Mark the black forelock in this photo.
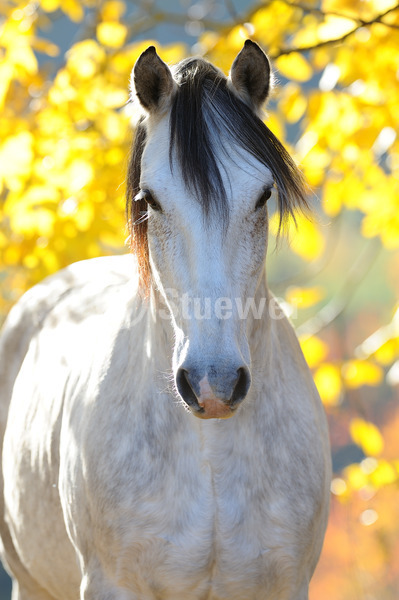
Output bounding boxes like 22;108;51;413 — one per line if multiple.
168;56;308;227
169;58;229;219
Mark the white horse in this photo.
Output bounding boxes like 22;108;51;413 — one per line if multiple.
0;41;331;600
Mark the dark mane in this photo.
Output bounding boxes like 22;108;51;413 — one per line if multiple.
126;57;308;292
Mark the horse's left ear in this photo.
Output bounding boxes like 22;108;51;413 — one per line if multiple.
131;46;177;114
228;40;271;112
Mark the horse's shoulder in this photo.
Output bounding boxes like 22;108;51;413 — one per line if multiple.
0;255;139;418
6;253;136;324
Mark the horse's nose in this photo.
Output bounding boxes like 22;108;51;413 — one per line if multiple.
176;365;251;419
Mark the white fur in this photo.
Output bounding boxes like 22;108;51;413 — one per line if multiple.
0;110;331;599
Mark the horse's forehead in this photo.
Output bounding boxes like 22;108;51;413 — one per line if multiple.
140;118;170;178
140;116;274;197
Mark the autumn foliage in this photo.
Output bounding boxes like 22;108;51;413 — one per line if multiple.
1;0;399;597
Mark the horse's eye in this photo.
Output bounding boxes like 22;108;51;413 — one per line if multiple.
143;190;162;212
255;188;272;210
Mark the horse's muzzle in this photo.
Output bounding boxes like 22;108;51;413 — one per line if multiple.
176;365;251;419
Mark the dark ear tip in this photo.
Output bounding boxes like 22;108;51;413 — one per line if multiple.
142;45;157;56
230;39;271;110
244;39;262;53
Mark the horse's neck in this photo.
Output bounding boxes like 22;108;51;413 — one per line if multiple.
146;287;175;369
246;271;273;362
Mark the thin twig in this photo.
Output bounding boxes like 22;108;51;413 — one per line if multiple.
125;9;229;36
124;2;399;52
295;238;381;338
282;0;397;23
270;212;344;292
224;0;239;22
272;4;399;57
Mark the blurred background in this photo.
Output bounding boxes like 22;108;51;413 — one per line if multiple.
0;0;399;598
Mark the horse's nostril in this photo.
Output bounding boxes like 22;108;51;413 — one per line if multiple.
176;365;251;413
231;367;251;407
176;368;199;409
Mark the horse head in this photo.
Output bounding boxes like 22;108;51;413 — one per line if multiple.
127;41;307;419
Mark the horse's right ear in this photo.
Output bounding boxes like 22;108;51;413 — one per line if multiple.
228;40;271;113
131;46;177;114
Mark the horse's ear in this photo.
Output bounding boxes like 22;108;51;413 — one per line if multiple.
131;46;177;114
228;40;271;112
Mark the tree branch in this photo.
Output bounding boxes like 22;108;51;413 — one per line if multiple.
282;0;398;24
125;9;232;38
124;1;399;55
295;238;381;338
224;0;239;22
272;4;399;57
270;212;344;293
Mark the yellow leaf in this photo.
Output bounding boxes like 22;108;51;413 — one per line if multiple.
313;363;342;406
322;177;343;217
60;0;84;22
226;25;249;51
7;42;38;75
101;1;126;21
280;83;307;124
38;247;60;273
67;40;106;80
300;335;329;369
3;245;22;266
49;70;77;104
23;254;40;269
158;43;187;66
0;131;34;187
67;160;94;193
276;53;313;82
289;215;326;261
0;62;13;110
370;459;397;488
286;285;325;309
99;112;126;143
291;14;319;49
105;147;125;166
301;146;331;187
265;112;285;141
317;15;355;42
197;31;219;53
374;339;399;366
21;185;60;207
344;463;368;491
102;86;129;109
362;212;399;249
74;201;95;232
350;418;384;456
5;185;59;237
342;360;384;388
39;0;60;11
12;208;56;237
97;21;127;49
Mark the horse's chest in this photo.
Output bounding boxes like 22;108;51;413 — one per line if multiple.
110;464;275;600
79;422;301;600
